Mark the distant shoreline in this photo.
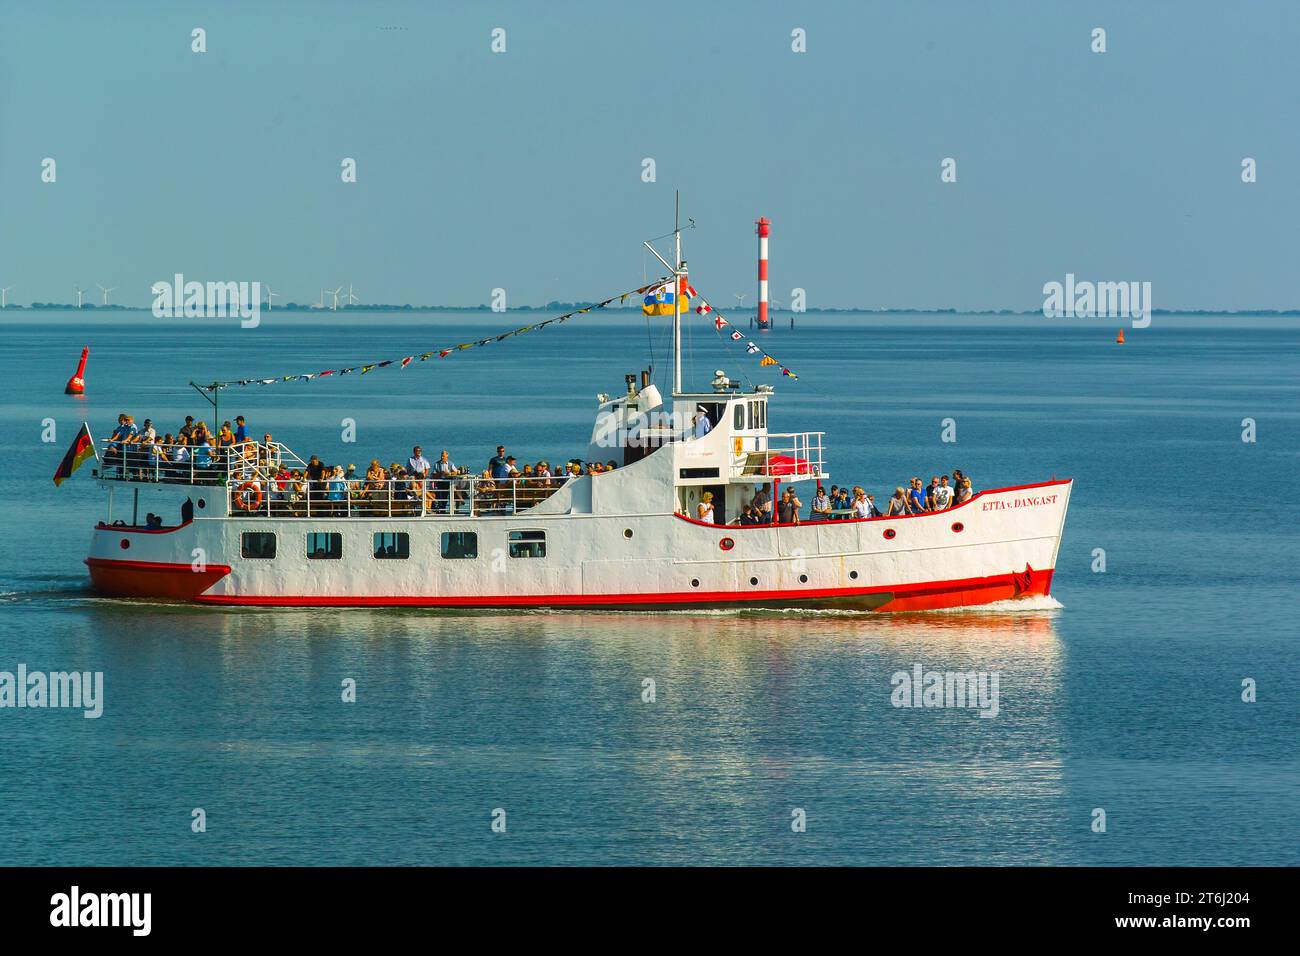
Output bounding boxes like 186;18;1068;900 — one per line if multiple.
5;305;1300;317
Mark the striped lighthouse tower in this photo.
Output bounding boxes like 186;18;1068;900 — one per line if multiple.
755;216;771;329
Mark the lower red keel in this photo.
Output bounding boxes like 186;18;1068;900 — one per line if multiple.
874;567;1052;612
86;558;231;601
85;557;1053;611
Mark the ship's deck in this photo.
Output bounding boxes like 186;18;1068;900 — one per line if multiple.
95;437;571;518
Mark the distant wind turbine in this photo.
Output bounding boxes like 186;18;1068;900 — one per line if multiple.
74;285;87;308
96;283;117;306
733;293;748;309
327;286;343;311
346;284;359;306
263;285;279;311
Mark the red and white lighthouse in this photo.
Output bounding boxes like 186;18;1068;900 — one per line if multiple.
755;216;771;329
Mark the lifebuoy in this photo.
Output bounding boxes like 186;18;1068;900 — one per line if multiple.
236;480;263;512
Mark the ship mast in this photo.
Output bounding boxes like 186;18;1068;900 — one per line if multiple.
673;191;683;396
642;191;688;396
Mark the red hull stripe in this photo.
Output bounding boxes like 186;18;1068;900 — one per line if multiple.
186;568;1054;610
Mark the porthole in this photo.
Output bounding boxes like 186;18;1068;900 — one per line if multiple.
951;522;964;533
623;528;634;539
799;574;808;584
849;570;859;580
197;498;207;509
883;528;897;540
749;576;759;586
119;538;130;550
720;537;735;551
690;578;700;588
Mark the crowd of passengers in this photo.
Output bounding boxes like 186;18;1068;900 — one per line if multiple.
102;414;623;516
693;472;977;526
102;413;277;480
269;443;622;517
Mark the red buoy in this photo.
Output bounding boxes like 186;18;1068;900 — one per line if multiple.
65;346;89;394
1116;329;1125;344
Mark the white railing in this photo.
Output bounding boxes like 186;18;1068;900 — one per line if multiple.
98;439;302;485
732;431;827;481
227;474;569;519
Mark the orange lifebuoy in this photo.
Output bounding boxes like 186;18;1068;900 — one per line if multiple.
236;480;263;512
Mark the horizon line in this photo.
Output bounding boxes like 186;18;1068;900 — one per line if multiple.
5;303;1300;317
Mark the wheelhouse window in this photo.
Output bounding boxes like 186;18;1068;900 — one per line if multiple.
241;532;276;559
508;530;546;558
307;532;342;559
733;404;745;429
374;532;409;559
441;531;477;559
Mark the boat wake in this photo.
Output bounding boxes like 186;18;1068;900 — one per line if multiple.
510;594;1065;619
899;594;1064;614
734;594;1064;618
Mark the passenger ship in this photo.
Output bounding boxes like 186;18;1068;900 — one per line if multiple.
83;211;1072;611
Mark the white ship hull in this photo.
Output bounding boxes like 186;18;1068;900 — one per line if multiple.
86;470;1071;612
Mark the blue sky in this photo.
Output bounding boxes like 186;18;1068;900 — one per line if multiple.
2;0;1298;309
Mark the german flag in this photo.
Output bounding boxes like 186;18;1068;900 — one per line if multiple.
53;422;96;487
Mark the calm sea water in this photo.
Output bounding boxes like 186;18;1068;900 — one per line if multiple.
0;309;1297;866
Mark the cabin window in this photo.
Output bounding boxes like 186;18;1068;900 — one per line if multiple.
441;531;477;559
758;401;767;428
241;532;277;559
373;532;410;559
307;532;342;559
748;401;757;428
733;405;744;429
679;467;720;479
508;530;546;558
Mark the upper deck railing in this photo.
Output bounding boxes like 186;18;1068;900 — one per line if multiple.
732;431;827;481
97;439;304;485
96;436;573;518
228;473;569;519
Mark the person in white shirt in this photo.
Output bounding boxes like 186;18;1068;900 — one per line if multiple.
852;487;871;519
933;475;954;510
696;491;715;523
408;446;431;477
694;407;712;439
404;446;429;504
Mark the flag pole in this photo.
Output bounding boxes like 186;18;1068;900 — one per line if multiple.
190;380;223;427
83;421;99;462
